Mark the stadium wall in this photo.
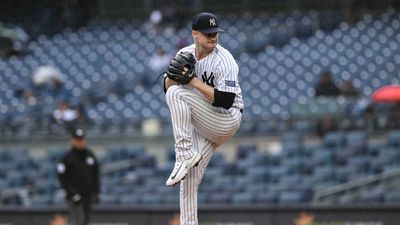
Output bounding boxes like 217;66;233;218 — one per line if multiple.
0;205;398;225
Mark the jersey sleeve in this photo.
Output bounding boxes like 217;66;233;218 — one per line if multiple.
57;158;79;197
214;55;239;94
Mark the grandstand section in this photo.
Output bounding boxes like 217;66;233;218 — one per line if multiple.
0;8;400;139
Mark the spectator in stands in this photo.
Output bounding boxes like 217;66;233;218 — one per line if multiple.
22;89;37;105
314;70;340;134
314;70;340;97
14;86;38;107
139;46;173;87
340;80;360;97
146;9;163;34
50;76;70;100
364;103;378;131
57;128;100;225
32;65;62;84
32;65;73;101
0;23;30;58
387;103;400;129
0;36;14;58
148;47;172;75
52;101;80;132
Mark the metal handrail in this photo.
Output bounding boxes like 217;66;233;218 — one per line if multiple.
313;167;400;202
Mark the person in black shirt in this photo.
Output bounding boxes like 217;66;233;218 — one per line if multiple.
57;128;100;225
314;70;340;97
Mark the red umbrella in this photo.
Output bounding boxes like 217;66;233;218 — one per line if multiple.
372;85;400;103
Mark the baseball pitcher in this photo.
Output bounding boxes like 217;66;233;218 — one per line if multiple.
163;12;244;225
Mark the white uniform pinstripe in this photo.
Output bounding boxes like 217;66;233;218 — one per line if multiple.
165;44;243;225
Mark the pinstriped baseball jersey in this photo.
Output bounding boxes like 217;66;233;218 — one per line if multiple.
165;43;244;225
166;16;244;223
178;44;244;112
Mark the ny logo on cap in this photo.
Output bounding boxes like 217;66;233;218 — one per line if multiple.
209;18;216;26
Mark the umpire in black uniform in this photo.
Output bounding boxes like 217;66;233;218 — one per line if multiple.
57;128;100;225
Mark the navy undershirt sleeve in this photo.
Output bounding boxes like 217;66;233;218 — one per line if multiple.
212;89;235;110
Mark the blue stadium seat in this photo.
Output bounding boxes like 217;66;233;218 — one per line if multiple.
279;191;306;203
311;149;334;166
163;193;180;205
387;130;400;147
281;131;303;145
30;193;52;205
245;166;269;183
345;131;368;151
269;166;291;183
231;191;255;204
346;156;370;173
118;193;142;205
255;191;278;203
52;190;67;206
323;131;345;148
208;191;231;204
384;191;400;203
236;145;257;160
312;165;335;183
334;165;357;183
141;193;163;205
0;179;10;190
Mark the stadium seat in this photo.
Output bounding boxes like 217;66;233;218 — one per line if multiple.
255;191;278;203
52;189;67;206
384;191;400;203
245;166;269;183
208;191;231;204
323;131;345;148
311;149;334;166
387;130;400;147
231;191;255;204
30;194;52;205
163;193;180;205
141;193;163;205
118;193;142;205
346;131;368;148
312;165;335;183
236;145;257;160
279;191;306;203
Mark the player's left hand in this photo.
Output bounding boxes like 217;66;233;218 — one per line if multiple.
166;52;196;85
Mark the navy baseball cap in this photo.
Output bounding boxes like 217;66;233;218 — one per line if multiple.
71;128;85;139
192;12;224;33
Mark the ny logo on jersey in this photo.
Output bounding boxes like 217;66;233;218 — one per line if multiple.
209;18;216;26
201;71;215;87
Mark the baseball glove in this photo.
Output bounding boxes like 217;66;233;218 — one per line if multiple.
166;51;196;85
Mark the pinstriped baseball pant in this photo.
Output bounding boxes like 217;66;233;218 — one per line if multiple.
166;85;242;225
